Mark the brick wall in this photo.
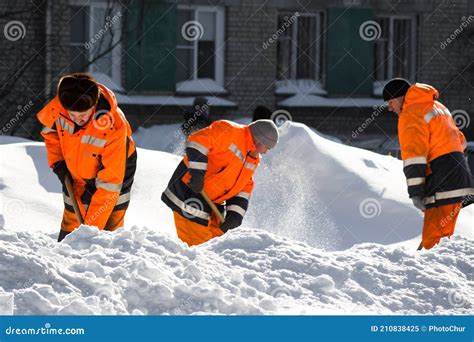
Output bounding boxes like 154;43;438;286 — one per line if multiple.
1;0;471;141
0;0;72;139
225;0;278;116
0;0;46;139
417;0;473;140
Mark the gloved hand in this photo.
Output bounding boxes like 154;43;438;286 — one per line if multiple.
52;160;71;185
220;212;242;233
188;173;204;194
411;196;426;211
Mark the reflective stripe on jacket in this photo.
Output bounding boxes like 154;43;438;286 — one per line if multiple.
399;83;473;208
37;84;137;229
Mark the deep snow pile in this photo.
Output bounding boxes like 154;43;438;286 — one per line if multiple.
245;122;473;249
0;224;472;315
133;122;472;250
0;121;472;315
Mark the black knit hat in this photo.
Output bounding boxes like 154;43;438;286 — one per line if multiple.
383;78;411;101
57;73;100;112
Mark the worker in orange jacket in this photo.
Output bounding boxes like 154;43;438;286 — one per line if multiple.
383;78;473;250
162;119;279;246
37;73;137;242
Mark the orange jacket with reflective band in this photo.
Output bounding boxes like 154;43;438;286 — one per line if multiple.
399;83;473;207
37;84;136;229
162;120;259;226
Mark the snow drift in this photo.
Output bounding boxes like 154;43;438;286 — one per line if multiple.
0;121;472;315
0;224;472;315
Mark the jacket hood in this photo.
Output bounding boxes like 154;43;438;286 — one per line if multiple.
404;83;439;108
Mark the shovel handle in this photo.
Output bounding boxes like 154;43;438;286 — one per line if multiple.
64;174;84;224
200;191;225;224
416;241;423;251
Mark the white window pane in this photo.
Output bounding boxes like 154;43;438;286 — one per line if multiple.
89;6;119;77
392;19;411;78
177;9;193;46
296;16;317;79
70;46;88;72
91;52;113;74
198;11;215;41
276;14;294;80
198;41;215;78
176;48;194;82
70;6;88;43
374;17;390;80
90;7;113;53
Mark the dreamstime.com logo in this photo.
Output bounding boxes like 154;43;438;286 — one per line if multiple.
84;12;122;50
2;198;26;219
1;100;34;135
440;15;474;49
352;105;386;139
181;20;204;41
270;109;292;127
3;20;26;41
270;286;292;298
92;109;115;130
359;198;382;219
182;198;205;219
4;323;85;336
359;20;381;41
451;109;470;130
448;290;467;308
262;12;299;49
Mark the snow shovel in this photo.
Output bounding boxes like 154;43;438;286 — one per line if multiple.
417;241;423;251
200;190;225;224
64;174;84;224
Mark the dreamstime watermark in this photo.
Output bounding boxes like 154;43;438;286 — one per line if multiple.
0;279;36;314
352;105;385;139
4;323;85;336
451;109;470;130
448;290;466;307
93;285;114;302
359;20;381;41
440;194;473;228
270;109;292;127
175;100;211;139
182;198;205;219
85;193;119;225
181;20;204;41
2;198;26;220
3;20;26;41
92;109;115;130
270;286;292;298
262;12;299;50
440;15;474;49
0;291;14;315
359;198;382;219
84;12;122;50
1;101;34;135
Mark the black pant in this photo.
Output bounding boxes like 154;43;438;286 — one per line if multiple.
57;229;71;242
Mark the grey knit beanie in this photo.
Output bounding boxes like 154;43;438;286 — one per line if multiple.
248;119;279;149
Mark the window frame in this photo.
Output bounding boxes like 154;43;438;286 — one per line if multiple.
374;14;418;82
176;4;225;86
69;0;123;86
276;11;325;82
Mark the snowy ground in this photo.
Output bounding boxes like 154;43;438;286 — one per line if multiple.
0;121;472;315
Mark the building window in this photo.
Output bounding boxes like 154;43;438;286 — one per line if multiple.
69;2;122;85
276;12;325;81
374;16;417;81
175;6;225;86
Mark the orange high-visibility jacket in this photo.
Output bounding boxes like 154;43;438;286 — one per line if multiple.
162;120;259;226
37;84;136;229
399;83;473;208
